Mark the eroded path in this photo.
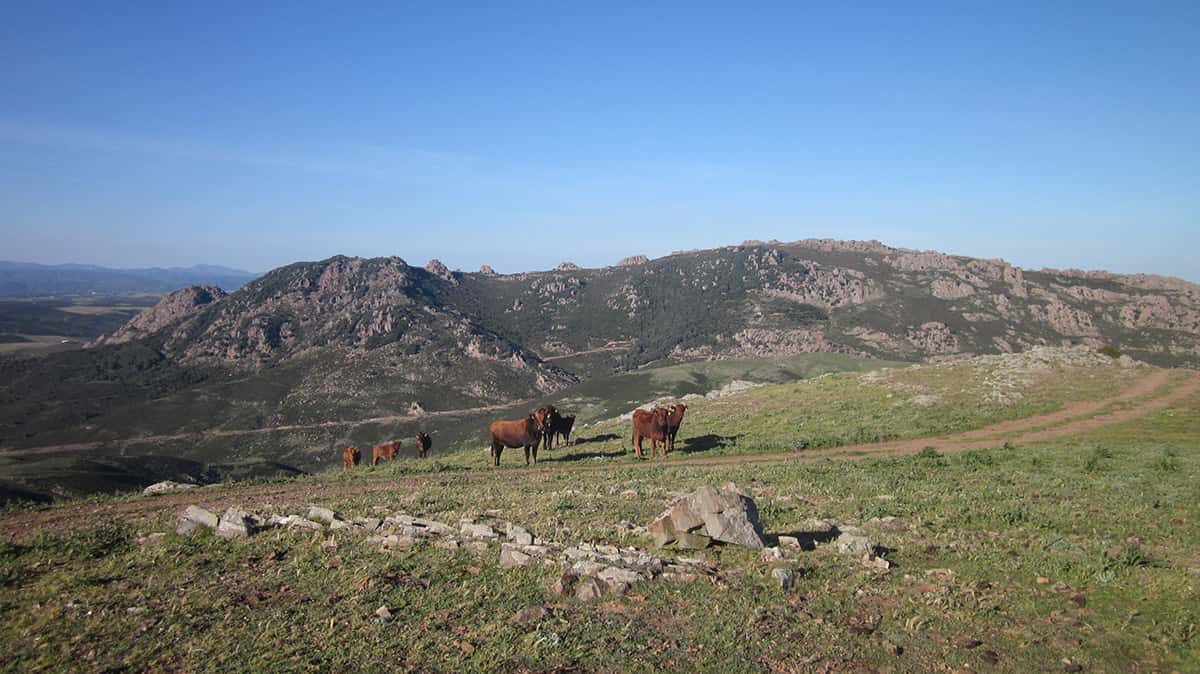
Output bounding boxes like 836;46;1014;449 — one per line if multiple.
2;369;1196;542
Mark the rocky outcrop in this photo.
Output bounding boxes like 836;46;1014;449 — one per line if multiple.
142;480;198;496
616;255;649;267
424;259;455;282
92;285;226;346
648;484;765;550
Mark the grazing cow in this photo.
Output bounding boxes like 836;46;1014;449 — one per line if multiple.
372;440;401;465
415;431;432;458
552;413;576;447
664;403;687;454
489;414;544;466
342;446;360;470
631;407;670;458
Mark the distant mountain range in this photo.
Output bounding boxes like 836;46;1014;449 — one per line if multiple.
0;261;259;296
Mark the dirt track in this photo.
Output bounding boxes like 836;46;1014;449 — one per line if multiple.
2;369;1196;543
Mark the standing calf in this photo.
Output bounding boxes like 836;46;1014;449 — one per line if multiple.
372;440;401;465
342;446;360;470
631;407;670;458
415;431;432;458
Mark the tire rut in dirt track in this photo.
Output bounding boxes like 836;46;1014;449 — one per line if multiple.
2;370;1196;543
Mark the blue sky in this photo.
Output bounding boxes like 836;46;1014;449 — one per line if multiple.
1;2;1197;280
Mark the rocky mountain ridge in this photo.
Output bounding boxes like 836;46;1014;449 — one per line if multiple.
103;239;1200;376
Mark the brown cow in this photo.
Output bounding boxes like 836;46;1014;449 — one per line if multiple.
552;413;576;447
489;414;544;466
631;407;670;458
664;403;687;454
415;431;432;458
342;446;360;470
372;440;401;465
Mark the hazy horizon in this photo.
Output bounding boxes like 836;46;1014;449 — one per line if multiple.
2;4;1197;281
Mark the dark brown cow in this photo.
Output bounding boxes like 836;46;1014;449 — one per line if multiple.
342;446;360;470
372;440;401;465
552;413;576;447
631;407;670;458
534;405;560;452
415;431;432;458
489;414;544;466
664;403;687;454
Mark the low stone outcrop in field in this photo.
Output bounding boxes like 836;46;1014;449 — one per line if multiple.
648;484;766;550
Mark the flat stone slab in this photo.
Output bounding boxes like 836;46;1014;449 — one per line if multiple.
177;506;219;536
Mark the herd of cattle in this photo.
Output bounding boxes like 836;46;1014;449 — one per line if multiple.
341;402;687;469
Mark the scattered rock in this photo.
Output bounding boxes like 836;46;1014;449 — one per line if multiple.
506;523;534;545
374;605;393;622
885;641;904;656
761;547;784;562
499;545;534;569
1037;576;1051;585
598;566;643;586
574;577;608;602
606;581;631;597
551;572;579;596
777;535;800;549
836;528;874;556
510;606;548;626
307;506;341;524
862;553;891;573
955;637;983;649
771;567;795;591
479;264;497;275
461;522;498;539
215;507;255;539
176;506;219;536
142;481;198;496
571;560;607;577
285;517;324;531
353;517;382;532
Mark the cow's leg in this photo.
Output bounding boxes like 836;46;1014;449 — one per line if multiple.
524;444;530;465
531;442;538;464
491;439;501;467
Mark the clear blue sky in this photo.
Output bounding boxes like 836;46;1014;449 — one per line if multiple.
2;2;1197;280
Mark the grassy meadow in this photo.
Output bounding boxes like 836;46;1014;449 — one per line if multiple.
1;348;1197;671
